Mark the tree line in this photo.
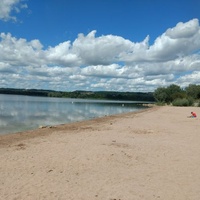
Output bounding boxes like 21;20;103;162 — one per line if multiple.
0;88;154;102
153;84;200;106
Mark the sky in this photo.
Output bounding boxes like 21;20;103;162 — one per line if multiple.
0;0;200;92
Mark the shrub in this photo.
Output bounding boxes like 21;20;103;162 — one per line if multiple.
187;97;194;106
155;101;166;106
172;98;190;106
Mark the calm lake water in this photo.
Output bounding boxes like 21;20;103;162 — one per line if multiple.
0;94;149;135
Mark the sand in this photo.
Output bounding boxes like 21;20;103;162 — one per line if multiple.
0;106;200;200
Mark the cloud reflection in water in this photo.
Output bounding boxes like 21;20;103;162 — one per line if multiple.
0;94;146;135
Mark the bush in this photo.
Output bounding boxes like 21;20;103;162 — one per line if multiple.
187;97;194;106
155;101;166;106
172;98;191;106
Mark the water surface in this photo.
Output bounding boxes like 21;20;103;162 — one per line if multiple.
0;94;148;135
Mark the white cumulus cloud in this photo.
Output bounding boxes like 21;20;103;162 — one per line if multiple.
0;0;27;21
0;18;200;92
147;19;200;61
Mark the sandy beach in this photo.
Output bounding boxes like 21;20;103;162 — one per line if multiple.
0;106;200;200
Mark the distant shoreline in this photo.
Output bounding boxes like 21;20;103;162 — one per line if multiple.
0;88;155;101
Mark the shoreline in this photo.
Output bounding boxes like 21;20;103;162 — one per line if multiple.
1;106;200;200
0;102;151;138
0;107;154;147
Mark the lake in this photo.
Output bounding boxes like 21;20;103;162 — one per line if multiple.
0;94;149;135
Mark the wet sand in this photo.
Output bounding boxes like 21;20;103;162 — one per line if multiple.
0;106;200;200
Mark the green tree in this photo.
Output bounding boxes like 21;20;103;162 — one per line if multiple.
185;84;200;99
154;84;186;104
165;84;186;103
153;87;168;103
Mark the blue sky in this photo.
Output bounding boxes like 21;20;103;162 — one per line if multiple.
0;0;200;92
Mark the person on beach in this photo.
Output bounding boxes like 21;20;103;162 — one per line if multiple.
190;112;197;118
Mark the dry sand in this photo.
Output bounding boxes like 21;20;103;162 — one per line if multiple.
0;106;200;200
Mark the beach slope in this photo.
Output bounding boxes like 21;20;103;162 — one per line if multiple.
0;106;200;200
